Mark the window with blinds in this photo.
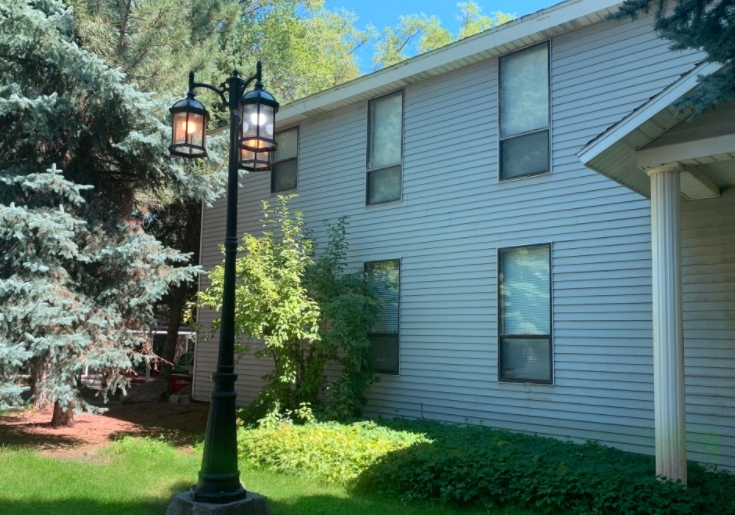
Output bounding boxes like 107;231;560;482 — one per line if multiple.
271;127;298;194
498;244;552;384
499;42;550;181
365;259;400;375
367;91;402;205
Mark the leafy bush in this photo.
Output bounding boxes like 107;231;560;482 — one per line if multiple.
356;420;735;515
237;417;735;515
198;197;384;422
237;419;429;484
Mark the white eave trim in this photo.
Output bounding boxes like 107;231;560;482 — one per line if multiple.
577;61;723;165
276;0;623;127
637;133;735;169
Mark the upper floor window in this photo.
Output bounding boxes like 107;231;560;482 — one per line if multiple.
365;259;400;374
498;244;552;384
271;127;298;194
367;91;403;205
499;42;550;181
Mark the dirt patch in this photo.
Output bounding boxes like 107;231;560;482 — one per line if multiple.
0;401;209;459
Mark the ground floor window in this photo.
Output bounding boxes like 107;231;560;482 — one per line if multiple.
498;244;552;384
365;259;400;375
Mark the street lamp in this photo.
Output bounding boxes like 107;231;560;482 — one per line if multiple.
167;62;279;507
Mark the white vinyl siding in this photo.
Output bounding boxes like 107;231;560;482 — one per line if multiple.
194;11;734;473
680;188;735;469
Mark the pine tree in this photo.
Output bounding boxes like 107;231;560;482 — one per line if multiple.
0;171;195;425
0;0;221;424
611;0;735;116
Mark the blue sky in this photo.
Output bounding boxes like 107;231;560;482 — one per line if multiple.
324;0;559;71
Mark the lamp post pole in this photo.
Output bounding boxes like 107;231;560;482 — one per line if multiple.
167;63;278;506
194;69;248;503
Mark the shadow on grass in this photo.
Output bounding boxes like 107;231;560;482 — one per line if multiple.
0;422;81;451
267;493;536;515
102;402;209;447
0;499;169;515
0;480;191;515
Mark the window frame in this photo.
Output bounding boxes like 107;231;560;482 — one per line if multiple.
364;258;401;376
497;243;553;385
497;40;552;183
270;125;299;195
365;90;404;207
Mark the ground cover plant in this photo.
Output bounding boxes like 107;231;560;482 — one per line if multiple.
238;418;429;484
238;418;735;515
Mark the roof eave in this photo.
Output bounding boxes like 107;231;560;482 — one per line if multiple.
577;61;722;166
276;0;624;128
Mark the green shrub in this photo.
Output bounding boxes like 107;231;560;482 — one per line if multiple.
237;420;429;484
200;198;384;422
355;420;735;515
238;418;735;515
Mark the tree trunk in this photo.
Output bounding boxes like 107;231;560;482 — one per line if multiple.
161;285;185;380
32;357;52;409
51;400;75;427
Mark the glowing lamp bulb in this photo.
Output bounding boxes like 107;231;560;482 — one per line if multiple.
250;112;267;125
180;120;198;134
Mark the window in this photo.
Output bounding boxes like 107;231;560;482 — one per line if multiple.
271;127;298;193
499;42;550;181
367;91;403;205
498;244;552;383
365;259;400;374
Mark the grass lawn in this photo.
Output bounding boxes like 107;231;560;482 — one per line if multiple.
0;437;538;515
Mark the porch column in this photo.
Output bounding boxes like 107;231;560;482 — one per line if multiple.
648;166;687;484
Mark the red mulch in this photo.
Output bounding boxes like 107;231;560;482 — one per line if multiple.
0;402;209;459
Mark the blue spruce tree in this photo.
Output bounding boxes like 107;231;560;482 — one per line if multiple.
0;0;224;425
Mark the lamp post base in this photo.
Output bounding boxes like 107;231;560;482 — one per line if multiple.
166;491;272;515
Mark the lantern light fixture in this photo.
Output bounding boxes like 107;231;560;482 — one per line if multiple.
239;147;272;172
169;92;209;158
239;64;279;153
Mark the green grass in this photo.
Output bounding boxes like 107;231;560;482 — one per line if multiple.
0;437;539;515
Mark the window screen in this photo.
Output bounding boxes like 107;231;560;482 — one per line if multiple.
365;259;400;374
498;244;552;383
271;127;298;193
367;92;402;205
499;42;550;181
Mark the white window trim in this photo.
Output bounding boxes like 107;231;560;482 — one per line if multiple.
270;125;299;196
365;90;405;207
496;242;554;386
497;40;552;184
364;257;402;376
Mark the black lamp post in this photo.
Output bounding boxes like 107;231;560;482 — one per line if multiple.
168;62;279;504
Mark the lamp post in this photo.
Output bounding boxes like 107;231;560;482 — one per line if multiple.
167;62;279;508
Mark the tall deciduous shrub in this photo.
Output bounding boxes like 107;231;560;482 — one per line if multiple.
197;197;383;421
